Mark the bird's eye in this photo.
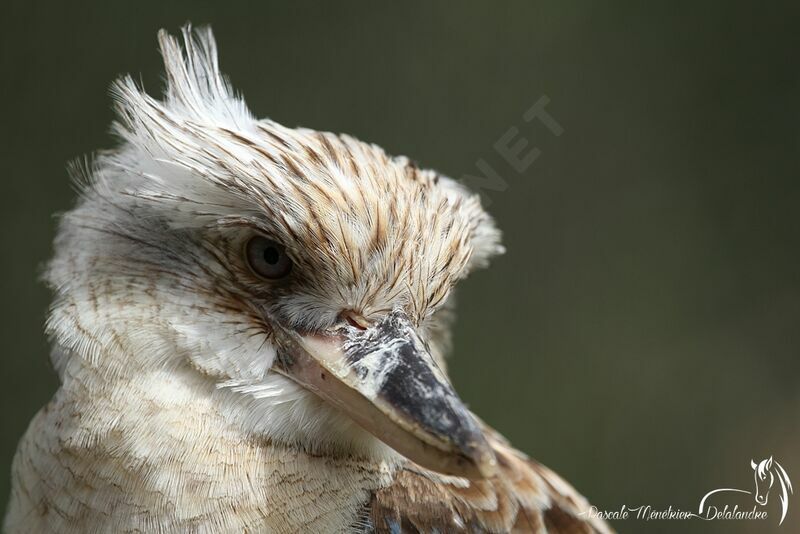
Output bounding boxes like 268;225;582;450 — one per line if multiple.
245;236;292;279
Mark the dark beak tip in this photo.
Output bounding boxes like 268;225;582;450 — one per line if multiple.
452;447;497;480
448;426;498;479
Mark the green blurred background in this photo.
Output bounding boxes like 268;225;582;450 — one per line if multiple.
2;2;798;532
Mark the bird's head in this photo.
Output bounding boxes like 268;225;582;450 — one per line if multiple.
45;27;503;479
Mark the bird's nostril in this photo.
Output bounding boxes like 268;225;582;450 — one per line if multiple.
340;310;370;330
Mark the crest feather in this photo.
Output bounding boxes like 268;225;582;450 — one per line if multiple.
157;25;252;126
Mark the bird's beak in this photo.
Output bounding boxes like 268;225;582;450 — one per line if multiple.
270;310;497;480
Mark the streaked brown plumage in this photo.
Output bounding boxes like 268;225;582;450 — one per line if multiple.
366;428;609;533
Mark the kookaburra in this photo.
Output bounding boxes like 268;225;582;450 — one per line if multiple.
5;26;611;533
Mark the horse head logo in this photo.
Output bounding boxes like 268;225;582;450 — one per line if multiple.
751;456;793;522
700;456;793;525
752;457;775;505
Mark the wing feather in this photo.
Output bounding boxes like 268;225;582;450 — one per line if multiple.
361;428;612;534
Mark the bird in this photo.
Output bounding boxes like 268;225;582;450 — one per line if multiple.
4;26;612;534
